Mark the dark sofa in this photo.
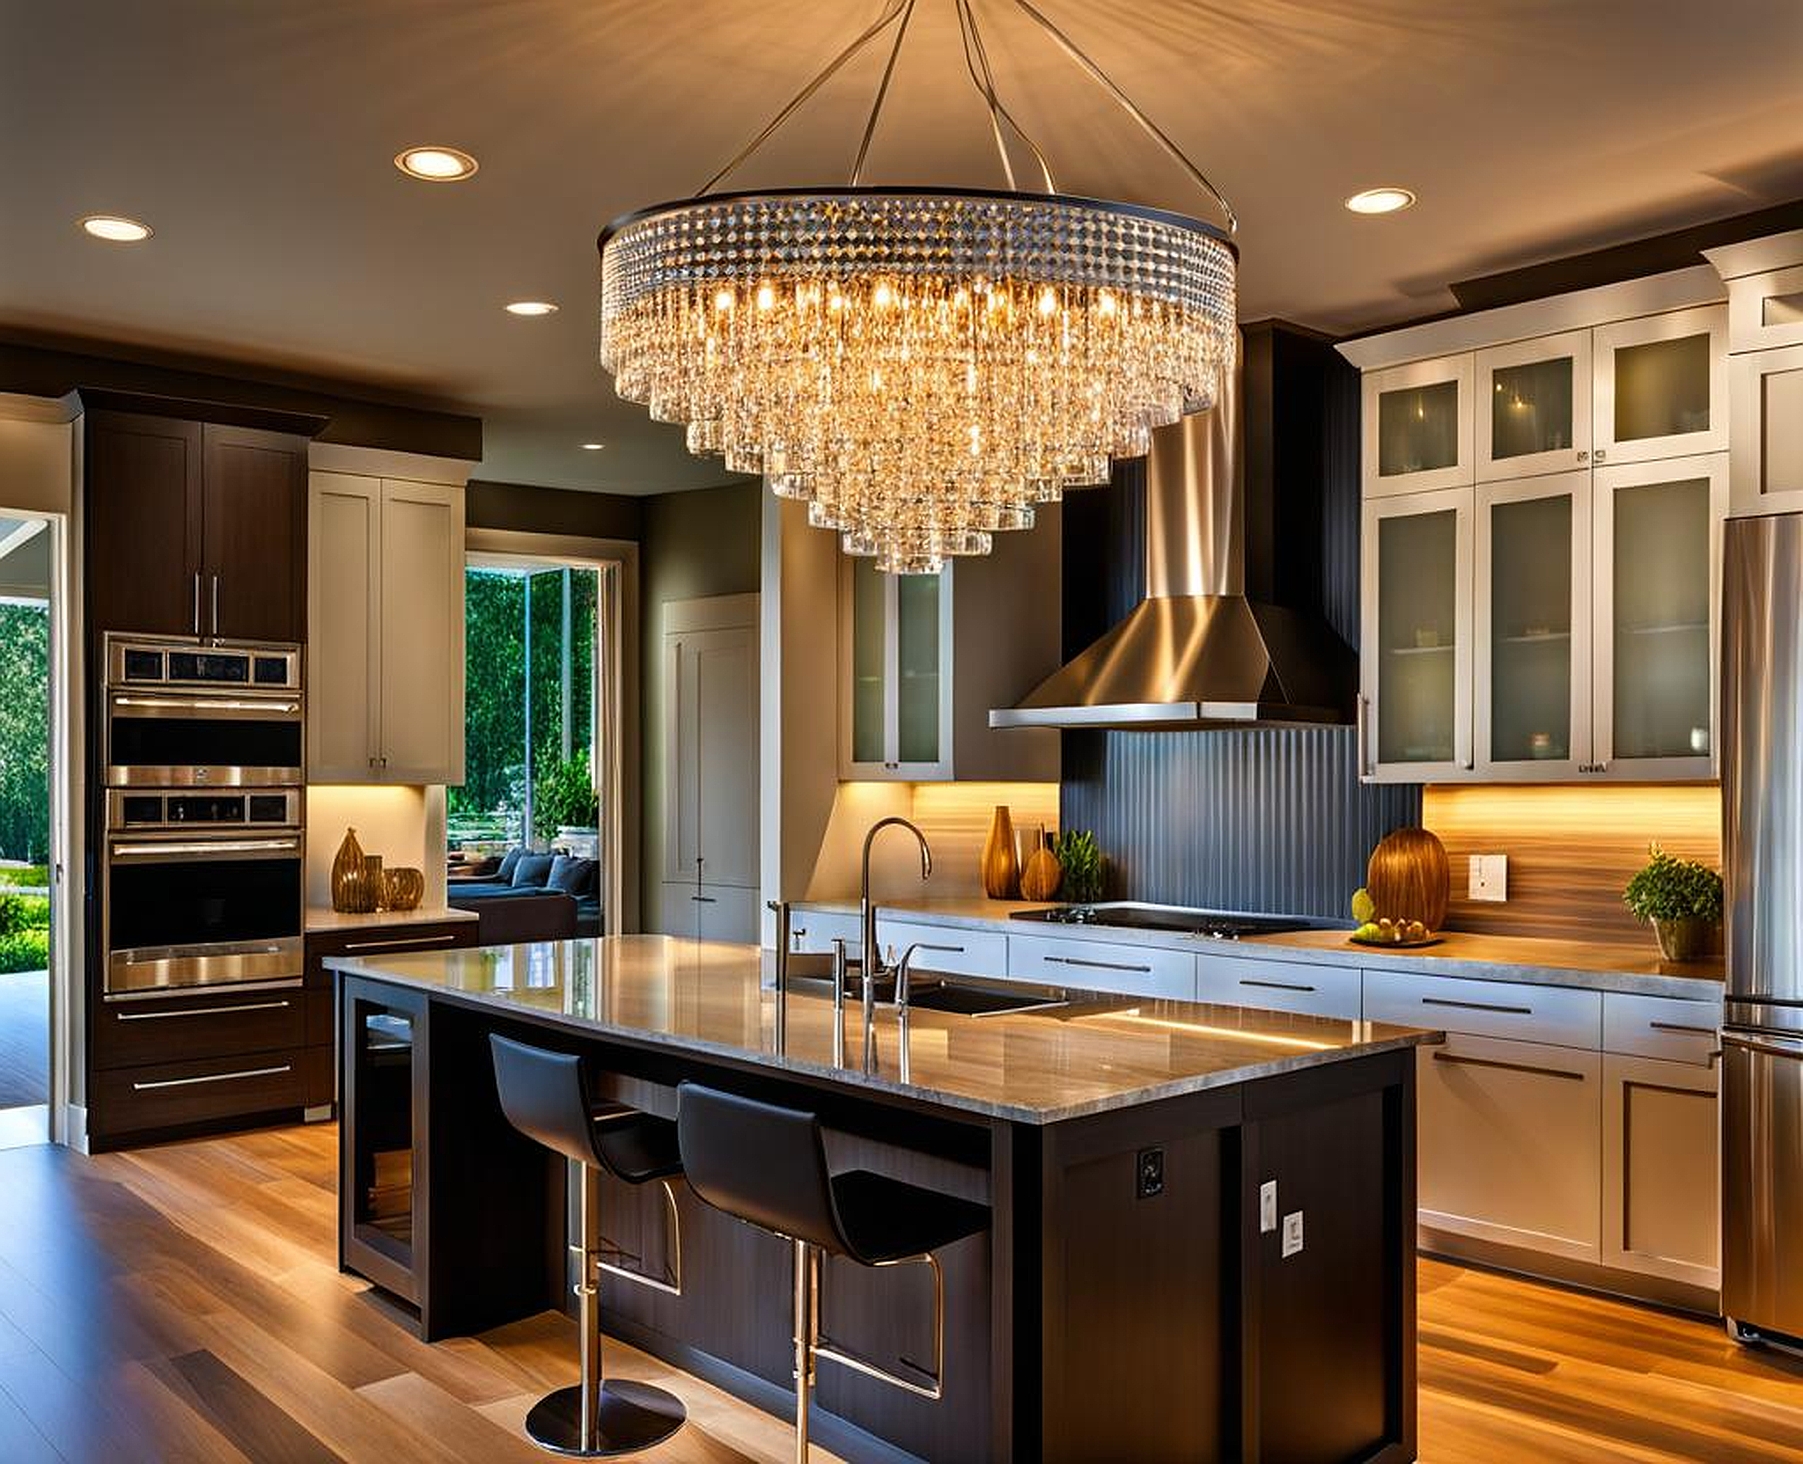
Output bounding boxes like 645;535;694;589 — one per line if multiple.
448;849;602;944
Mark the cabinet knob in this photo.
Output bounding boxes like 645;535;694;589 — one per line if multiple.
1576;450;1589;462
1593;449;1607;462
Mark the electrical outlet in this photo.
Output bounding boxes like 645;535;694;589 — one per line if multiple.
1259;1180;1278;1234
1468;853;1509;903
1136;1147;1165;1199
1281;1210;1305;1259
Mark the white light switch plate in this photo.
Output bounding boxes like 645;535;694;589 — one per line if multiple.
1281;1211;1304;1259
1259;1180;1278;1234
1468;853;1509;903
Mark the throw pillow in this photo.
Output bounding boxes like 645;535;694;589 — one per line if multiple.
496;846;525;883
512;852;555;888
548;855;597;898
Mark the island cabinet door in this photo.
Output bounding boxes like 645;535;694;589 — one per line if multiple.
1242;1051;1417;1464
1600;1052;1720;1291
1415;1033;1603;1262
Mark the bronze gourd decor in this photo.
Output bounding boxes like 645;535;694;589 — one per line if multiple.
1366;827;1451;932
982;805;1021;899
383;867;426;912
1020;827;1064;903
331;827;376;914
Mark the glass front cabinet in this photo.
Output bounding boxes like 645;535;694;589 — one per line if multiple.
840;556;954;779
1356;293;1729;783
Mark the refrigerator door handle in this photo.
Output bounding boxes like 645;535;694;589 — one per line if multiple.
1723;1029;1803;1060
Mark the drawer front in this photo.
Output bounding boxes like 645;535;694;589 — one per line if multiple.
305;920;478;960
1007;934;1197;1000
1196;955;1362;1020
871;919;1008;981
93;1047;307;1136
1602;992;1721;1065
789;909;863;957
1363;969;1600;1049
94;988;306;1072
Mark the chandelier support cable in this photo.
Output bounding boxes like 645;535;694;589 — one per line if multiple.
850;0;918;187
1003;0;1237;233
695;0;908;197
956;0;1057;194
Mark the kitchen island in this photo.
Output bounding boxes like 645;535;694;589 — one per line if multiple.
328;936;1438;1464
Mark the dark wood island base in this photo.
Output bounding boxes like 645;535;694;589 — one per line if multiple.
331;938;1431;1464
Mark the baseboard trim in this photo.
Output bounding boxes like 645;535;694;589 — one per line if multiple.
1421;1228;1720;1318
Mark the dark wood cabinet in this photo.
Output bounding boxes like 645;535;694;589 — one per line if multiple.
84;403;313;644
202;424;308;642
84;411;203;638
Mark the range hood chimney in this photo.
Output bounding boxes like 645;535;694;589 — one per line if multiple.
991;328;1356;730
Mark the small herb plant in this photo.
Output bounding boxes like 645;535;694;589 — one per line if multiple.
1623;845;1723;925
1054;829;1105;904
533;753;600;843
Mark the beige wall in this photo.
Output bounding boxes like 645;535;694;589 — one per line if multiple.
305;785;447;910
639;481;762;929
0;407;75;515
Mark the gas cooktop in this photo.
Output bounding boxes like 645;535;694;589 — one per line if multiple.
1010;903;1341;941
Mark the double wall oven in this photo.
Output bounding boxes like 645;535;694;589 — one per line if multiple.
101;634;306;997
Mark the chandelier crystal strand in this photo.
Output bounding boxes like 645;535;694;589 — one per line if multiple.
601;189;1236;572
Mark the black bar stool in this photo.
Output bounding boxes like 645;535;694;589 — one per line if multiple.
675;1082;988;1462
490;1034;687;1458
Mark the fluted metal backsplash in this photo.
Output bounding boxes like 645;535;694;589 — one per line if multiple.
1061;726;1420;917
1056;326;1421;916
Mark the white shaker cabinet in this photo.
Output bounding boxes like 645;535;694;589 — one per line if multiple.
1360;355;1474;497
1600;1052;1720;1291
308;472;466;784
1475;330;1593;481
1591;305;1729;466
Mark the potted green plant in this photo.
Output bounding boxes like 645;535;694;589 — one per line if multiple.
1622;845;1723;961
1053;829;1106;905
534;753;600;848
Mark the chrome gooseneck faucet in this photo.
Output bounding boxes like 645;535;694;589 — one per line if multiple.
853;817;932;1065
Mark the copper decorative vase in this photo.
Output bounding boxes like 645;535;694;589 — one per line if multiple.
331;827;373;913
981;805;1020;899
383;867;425;912
1019;826;1063;902
1366;827;1450;931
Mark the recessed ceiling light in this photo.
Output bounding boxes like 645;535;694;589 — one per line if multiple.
505;300;559;317
1345;187;1416;216
79;214;153;242
580;442;605;451
394;146;479;182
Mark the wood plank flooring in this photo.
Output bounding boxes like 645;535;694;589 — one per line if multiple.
0;1123;1796;1462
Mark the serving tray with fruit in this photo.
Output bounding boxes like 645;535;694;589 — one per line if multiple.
1346;887;1441;948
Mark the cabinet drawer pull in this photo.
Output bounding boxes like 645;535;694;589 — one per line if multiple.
1421;996;1532;1016
341;934;459;953
116;999;291;1022
1043;955;1153;974
1239;978;1316;994
690;895;718;904
1431;1051;1585;1082
132;1063;293;1092
1649;1021;1716;1037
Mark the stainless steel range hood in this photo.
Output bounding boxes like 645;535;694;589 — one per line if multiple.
991;341;1356;730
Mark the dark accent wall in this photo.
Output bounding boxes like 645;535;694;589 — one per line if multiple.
1058;323;1420;916
466;479;644;540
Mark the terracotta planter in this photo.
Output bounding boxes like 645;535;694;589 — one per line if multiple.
1653;916;1716;962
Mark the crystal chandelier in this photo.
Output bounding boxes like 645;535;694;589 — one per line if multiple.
599;0;1239;573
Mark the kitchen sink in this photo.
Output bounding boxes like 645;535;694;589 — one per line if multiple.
904;980;1069;1018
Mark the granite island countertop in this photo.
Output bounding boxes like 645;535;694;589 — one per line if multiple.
325;934;1440;1125
792;898;1724;1000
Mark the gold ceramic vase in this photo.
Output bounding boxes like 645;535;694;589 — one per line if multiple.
331;827;372;913
981;805;1020;900
1020;827;1064;903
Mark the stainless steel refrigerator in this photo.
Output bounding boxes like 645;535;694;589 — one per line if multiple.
1723;511;1803;1345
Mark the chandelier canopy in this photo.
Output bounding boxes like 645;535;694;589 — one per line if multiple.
598;0;1240;573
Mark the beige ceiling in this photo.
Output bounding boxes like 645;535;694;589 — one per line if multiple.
4;0;1801;493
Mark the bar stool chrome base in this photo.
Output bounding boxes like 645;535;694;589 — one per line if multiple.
525;1379;687;1458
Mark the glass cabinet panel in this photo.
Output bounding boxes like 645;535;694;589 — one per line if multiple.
1613;333;1711;444
849;557;886;765
1378;381;1460;478
895;572;942;764
1487;492;1577;764
1491;357;1575;462
1595;306;1727;463
1375;509;1460;765
348;993;418;1283
1476;331;1591;480
1597;454;1725;773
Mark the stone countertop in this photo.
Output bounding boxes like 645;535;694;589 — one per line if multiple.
790;898;1725;1001
305;906;478;934
324;935;1438;1126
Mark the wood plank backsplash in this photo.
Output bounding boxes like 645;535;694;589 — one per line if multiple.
1422;783;1722;943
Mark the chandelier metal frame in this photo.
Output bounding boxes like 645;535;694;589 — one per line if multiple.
599;0;1241;572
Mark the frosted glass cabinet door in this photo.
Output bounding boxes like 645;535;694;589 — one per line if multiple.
1593;454;1726;779
1476;472;1592;779
848;556;887;767
1476;331;1592;480
1593;305;1728;465
895;571;943;765
839;557;952;777
1360;488;1473;781
1362;355;1474;496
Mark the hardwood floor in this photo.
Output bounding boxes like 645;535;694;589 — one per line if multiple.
0;1123;1797;1462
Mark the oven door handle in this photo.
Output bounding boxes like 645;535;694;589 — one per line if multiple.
111;695;301;717
111;837;302;860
